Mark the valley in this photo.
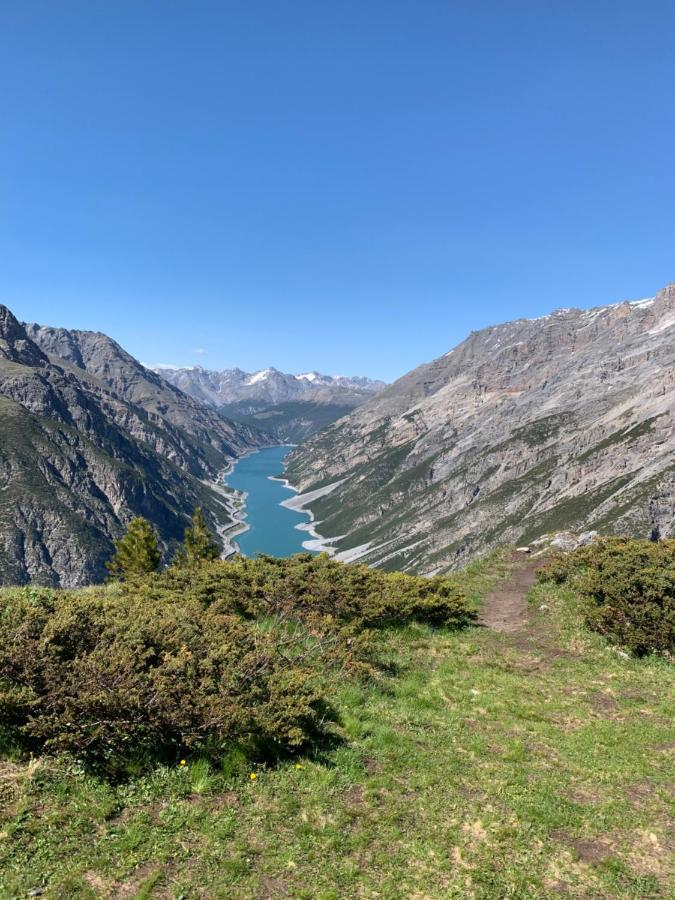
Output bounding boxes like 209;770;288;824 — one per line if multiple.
2;284;674;586
224;445;320;557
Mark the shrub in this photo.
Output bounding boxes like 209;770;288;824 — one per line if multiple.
121;554;474;673
538;538;675;656
0;555;474;774
0;586;329;776
137;553;473;629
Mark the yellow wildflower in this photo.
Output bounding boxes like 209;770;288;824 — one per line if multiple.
249;772;257;780
179;759;187;767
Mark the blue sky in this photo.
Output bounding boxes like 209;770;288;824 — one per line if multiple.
1;1;674;381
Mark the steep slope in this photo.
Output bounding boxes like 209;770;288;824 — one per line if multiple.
26;325;263;469
0;308;266;586
153;365;386;442
285;285;675;573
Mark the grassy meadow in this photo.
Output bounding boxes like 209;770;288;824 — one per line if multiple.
0;551;673;899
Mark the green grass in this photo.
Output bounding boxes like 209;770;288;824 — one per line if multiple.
0;556;672;898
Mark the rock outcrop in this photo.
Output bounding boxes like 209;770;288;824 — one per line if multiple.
285;285;675;573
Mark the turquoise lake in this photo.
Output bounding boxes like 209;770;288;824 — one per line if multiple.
225;445;317;558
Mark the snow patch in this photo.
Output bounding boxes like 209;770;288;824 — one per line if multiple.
295;372;320;382
629;297;655;308
246;369;272;385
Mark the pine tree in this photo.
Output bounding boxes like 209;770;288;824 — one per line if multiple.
107;517;161;580
173;507;220;568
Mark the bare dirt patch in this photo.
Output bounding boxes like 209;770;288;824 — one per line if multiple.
550;829;612;866
257;874;289;898
208;790;241;810
110;862;161;899
344;784;365;806
478;554;546;633
84;871;109;894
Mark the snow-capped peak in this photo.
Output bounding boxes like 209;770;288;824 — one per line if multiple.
246;368;274;385
295;372;321;382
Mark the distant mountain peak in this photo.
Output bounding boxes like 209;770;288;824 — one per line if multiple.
152;364;388;442
152;364;386;405
295;371;320;382
246;367;277;385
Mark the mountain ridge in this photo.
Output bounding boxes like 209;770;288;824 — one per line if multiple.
153;364;387;442
285;284;675;573
151;363;385;404
0;308;267;586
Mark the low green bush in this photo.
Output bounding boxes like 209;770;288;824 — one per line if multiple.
163;552;473;628
538;538;675;656
0;586;329;776
0;555;474;775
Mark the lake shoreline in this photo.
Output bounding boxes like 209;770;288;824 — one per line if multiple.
223;446;327;558
206;458;252;558
275;476;345;555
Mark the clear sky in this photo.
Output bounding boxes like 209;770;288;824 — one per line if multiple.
1;1;674;381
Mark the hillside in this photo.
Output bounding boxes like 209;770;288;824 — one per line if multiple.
285;284;675;572
0;307;266;586
154;365;386;442
1;548;672;898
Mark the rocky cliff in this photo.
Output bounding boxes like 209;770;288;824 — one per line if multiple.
0;309;266;586
285;285;675;573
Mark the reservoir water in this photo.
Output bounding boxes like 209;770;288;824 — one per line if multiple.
225;445;317;558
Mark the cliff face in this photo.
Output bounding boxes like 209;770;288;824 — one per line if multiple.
286;285;675;573
25;325;263;468
0;309;266;586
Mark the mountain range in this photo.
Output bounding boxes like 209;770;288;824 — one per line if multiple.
0;308;266;586
152;365;387;442
285;284;675;573
2;282;674;586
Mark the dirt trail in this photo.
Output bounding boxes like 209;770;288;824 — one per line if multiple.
478;553;546;633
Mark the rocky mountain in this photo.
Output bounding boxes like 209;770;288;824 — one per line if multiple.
285;284;675;574
0;308;266;587
153;365;386;442
26;325;263;468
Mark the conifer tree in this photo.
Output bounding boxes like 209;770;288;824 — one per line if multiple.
107;517;161;580
173;507;220;568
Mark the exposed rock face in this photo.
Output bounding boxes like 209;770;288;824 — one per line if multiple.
285;285;675;573
153;365;387;442
25;325;262;466
0;309;266;586
1;307;48;367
